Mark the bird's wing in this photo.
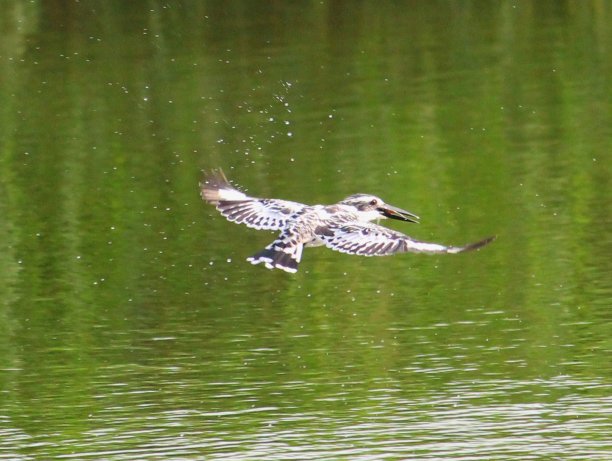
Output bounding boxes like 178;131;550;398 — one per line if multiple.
200;170;306;231
318;222;495;256
214;198;307;230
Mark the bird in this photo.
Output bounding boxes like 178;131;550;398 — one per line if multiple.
200;169;495;273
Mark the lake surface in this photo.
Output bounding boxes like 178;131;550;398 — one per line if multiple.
1;1;612;459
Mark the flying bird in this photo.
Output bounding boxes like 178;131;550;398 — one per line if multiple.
200;169;495;273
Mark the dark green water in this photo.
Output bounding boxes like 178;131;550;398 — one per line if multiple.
1;1;611;459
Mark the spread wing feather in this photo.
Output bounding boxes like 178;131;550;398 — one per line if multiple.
320;222;495;256
215;199;306;230
200;170;306;231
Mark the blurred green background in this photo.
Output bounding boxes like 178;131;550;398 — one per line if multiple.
1;1;611;459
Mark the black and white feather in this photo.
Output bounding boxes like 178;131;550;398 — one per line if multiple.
201;170;306;231
320;223;495;256
201;169;495;273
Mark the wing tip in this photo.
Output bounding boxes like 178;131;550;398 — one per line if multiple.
200;168;241;204
454;235;497;253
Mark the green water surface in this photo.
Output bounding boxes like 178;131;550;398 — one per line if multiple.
1;1;611;459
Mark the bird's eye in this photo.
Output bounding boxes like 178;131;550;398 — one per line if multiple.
370;199;378;206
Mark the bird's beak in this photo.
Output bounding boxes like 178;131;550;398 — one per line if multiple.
379;204;420;223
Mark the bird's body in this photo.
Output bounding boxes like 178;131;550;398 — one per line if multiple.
201;170;494;273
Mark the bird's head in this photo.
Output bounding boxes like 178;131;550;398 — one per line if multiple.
339;194;420;223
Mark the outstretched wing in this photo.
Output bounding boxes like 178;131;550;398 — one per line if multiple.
200;170;306;231
319;222;495;256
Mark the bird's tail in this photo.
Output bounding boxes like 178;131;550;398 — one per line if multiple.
247;241;303;273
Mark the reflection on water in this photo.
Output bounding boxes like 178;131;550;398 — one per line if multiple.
2;306;611;459
3;356;610;460
1;1;612;459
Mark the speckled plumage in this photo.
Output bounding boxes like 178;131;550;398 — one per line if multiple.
201;170;495;273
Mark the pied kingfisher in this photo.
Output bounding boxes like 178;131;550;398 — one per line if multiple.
201;170;495;273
